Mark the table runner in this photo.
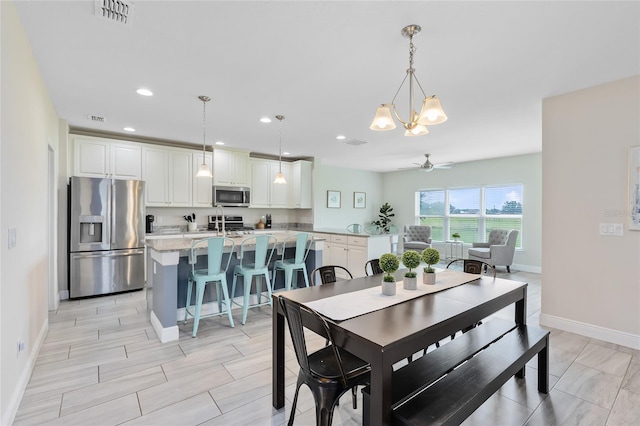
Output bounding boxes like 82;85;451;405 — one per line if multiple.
304;269;480;321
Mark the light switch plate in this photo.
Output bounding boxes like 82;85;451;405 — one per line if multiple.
7;228;16;249
600;223;624;236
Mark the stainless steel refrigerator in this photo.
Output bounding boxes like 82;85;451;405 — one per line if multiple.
69;177;145;298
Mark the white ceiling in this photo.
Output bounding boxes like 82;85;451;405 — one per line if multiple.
14;1;640;172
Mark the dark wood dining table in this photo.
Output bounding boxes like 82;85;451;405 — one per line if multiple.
271;270;528;426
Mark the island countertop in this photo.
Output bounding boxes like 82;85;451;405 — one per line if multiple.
313;228;399;238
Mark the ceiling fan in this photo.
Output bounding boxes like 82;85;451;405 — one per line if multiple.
401;154;453;172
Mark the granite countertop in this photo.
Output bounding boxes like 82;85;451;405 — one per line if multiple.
313;227;398;238
146;231;326;253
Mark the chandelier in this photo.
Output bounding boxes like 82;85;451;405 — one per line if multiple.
273;115;287;184
370;25;447;136
195;95;213;177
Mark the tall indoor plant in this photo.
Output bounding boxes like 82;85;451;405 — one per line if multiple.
401;250;421;290
371;202;395;234
421;247;440;285
379;253;400;296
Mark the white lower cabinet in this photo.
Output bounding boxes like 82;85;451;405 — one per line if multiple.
316;233;392;279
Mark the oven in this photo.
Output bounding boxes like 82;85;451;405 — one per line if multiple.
213;186;250;207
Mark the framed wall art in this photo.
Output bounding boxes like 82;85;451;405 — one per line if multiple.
327;190;341;208
630;146;640;230
354;192;366;208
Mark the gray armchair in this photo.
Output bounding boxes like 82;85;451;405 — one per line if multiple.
468;229;518;272
403;225;432;251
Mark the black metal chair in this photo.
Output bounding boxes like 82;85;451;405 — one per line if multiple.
446;258;496;278
279;297;371;426
310;265;353;286
364;259;383;276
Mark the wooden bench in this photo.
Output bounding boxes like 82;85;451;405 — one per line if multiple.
361;318;549;426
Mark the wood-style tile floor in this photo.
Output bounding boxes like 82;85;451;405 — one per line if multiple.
14;269;640;425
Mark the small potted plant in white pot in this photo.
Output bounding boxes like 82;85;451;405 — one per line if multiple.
401;250;421;290
421;247;440;285
451;232;461;241
379;253;400;296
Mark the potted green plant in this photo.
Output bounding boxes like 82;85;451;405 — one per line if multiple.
401;250;421;290
371;202;395;234
451;232;461;241
379;253;400;296
421;247;440;285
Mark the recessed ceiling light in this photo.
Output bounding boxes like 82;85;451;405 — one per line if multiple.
260;117;272;123
215;141;224;146
336;135;346;140
283;152;290;156
123;127;135;132
136;88;153;96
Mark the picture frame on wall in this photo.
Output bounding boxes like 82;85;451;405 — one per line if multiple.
630;146;640;230
327;190;341;208
354;191;366;208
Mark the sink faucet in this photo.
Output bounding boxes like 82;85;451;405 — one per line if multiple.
215;205;225;237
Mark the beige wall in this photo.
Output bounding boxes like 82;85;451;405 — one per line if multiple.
1;1;61;422
382;153;543;271
541;75;640;348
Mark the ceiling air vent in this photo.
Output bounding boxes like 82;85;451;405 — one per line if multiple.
94;0;135;25
87;114;106;123
344;139;368;147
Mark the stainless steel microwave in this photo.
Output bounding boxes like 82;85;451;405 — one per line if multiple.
213;186;250;207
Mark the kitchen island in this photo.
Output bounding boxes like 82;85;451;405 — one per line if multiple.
145;232;324;342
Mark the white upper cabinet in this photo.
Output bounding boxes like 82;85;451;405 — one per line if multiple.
213;149;250;186
142;146;192;207
289;160;312;208
249;158;290;208
192;152;213;207
72;136;142;179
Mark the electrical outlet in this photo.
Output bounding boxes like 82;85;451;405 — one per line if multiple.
8;228;17;249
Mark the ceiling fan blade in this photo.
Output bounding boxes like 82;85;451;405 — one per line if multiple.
433;163;453;169
398;166;420;170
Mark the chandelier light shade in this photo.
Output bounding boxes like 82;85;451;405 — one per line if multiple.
370;24;447;136
274;115;287;184
196;95;213;178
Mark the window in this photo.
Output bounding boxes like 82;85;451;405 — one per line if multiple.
417;184;523;248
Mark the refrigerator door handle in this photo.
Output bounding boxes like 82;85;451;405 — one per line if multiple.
72;249;145;259
109;182;115;247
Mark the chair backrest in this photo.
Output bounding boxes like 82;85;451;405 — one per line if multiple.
310;265;353;286
365;259;383;276
278;297;349;384
505;230;519;249
487;229;510;245
403;225;431;243
238;235;277;268
281;232;313;264
446;258;496;278
190;237;235;274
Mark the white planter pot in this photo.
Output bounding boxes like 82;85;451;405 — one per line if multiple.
423;272;436;285
403;276;417;290
381;280;396;296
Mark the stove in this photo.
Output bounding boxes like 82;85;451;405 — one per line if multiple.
207;215;254;232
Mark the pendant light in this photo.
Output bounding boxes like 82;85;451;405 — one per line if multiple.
370;25;447;136
196;95;213;178
273;115;287;184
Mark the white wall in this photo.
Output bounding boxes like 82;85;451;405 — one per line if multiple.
541;75;640;348
1;1;61;423
382;154;542;270
312;161;384;229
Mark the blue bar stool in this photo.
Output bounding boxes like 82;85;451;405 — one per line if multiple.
184;237;235;337
273;232;313;291
231;235;277;325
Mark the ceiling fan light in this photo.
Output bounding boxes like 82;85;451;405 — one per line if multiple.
370;104;397;131
274;171;287;184
404;124;429;136
418;96;448;125
196;163;212;178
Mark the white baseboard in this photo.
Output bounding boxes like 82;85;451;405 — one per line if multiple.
539;313;640;350
3;317;49;426
59;289;69;300
511;263;541;274
150;310;179;343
